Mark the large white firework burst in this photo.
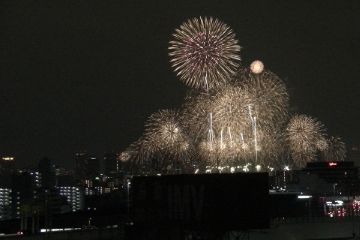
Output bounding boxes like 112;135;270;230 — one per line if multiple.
169;17;241;90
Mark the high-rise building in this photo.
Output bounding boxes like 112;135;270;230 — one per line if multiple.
38;158;56;189
75;152;100;180
29;171;42;188
0;169;15;220
56;173;83;212
37;188;70;216
75;152;87;180
87;156;100;178
58;186;83;212
0;188;12;220
11;171;38;218
103;152;119;175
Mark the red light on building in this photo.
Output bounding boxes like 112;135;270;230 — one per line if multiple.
328;162;337;167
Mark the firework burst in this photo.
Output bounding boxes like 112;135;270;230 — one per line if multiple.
211;85;252;131
143;109;192;166
324;136;346;161
169;17;241;90
121;136;155;174
286;114;327;167
121;16;345;174
235;68;290;128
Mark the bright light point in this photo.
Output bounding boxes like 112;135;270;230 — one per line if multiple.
250;60;264;74
230;167;235;173
255;165;261;172
284;165;290;171
328;162;337;167
298;195;312;199
326;200;343;207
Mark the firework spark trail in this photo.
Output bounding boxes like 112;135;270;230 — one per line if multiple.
169;17;241;90
181;91;215;142
286;114;327;167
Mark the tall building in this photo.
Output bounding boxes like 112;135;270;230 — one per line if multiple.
75;152;87;180
0;188;12;220
38;158;56;189
103;152;119;175
56;172;83;212
75;152;100;180
58;186;83;212
87;156;100;178
37;188;70;215
29;171;42;188
11;171;38;218
0;170;13;219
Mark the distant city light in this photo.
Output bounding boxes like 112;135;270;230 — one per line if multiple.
328;162;337;167
2;156;14;161
297;195;312;199
326;200;344;207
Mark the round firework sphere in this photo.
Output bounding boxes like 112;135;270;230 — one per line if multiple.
169;17;241;90
250;60;264;74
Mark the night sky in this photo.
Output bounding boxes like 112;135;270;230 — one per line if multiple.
1;0;359;168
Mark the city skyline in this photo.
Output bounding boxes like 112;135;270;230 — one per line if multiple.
1;1;360;167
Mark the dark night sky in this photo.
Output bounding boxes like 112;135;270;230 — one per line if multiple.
1;0;359;168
